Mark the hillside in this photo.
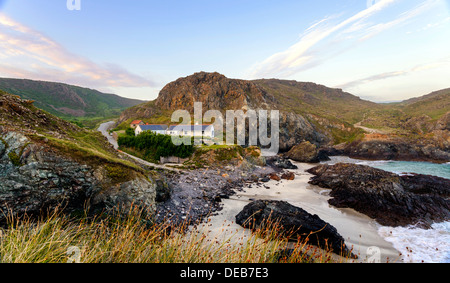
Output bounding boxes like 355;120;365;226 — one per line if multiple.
118;72;376;149
0;89;157;224
253;79;379;124
0;78;144;121
400;88;450;119
120;72;377;123
358;88;450;135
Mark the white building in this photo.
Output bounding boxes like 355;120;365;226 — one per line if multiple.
167;124;215;139
135;124;168;136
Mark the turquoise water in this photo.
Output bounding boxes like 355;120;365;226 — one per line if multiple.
324;157;450;180
323;156;450;263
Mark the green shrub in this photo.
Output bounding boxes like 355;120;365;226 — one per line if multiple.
118;131;194;161
8;151;21;167
105;164;131;182
125;127;135;136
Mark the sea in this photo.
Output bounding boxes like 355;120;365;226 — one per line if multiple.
323;156;450;263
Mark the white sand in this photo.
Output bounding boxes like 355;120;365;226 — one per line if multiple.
202;162;401;263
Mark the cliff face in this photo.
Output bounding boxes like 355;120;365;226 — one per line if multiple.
0;91;156;224
155;72;274;112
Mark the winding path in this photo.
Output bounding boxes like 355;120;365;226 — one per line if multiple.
97;121;182;172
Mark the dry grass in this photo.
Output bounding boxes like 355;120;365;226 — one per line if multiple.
0;208;351;263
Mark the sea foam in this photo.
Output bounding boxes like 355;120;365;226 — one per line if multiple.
378;222;450;263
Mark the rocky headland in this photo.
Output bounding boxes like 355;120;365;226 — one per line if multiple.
307;163;450;228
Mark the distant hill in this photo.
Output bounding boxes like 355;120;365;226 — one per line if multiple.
399;88;450;119
356;88;450;135
253;78;379;124
0;78;145;120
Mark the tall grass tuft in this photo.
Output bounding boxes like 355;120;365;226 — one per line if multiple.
0;207;352;263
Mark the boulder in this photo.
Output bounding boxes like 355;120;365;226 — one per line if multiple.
266;156;298;170
268;173;281;181
285;141;328;163
307;163;450;228
281;172;295;180
236;200;356;258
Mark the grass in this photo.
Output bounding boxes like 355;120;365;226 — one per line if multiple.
0;208;351;263
39;134;141;172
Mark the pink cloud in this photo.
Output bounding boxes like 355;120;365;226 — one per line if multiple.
0;13;156;89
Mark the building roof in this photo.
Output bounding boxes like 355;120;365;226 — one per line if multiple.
131;120;143;125
168;124;214;131
138;125;168;131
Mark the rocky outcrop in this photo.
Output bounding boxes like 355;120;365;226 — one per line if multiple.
0;131;156;225
344;139;450;163
236;200;356;258
307;164;450;228
284;141;329;163
156;72;274;112
279;113;330;152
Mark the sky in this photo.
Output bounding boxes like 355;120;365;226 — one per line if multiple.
0;0;449;102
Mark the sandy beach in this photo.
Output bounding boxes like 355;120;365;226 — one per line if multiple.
200;161;401;263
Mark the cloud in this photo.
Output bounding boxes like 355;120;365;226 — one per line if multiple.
336;58;450;89
0;13;156;89
246;0;437;79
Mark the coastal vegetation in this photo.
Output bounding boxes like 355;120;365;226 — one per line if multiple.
0;207;345;263
118;130;195;163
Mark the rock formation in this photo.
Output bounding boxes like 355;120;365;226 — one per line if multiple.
236;200;356;258
285;141;330;163
307;163;450;228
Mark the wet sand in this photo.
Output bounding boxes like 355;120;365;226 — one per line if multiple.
203;161;401;263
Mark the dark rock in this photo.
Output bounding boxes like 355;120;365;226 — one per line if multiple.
307;163;450;228
266;156;298;170
344;140;450;163
285;141;329;163
319;146;345;157
236;200;357;258
155;179;172;202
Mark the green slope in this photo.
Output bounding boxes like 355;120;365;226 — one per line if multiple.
0;78;145;121
253;79;379;124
